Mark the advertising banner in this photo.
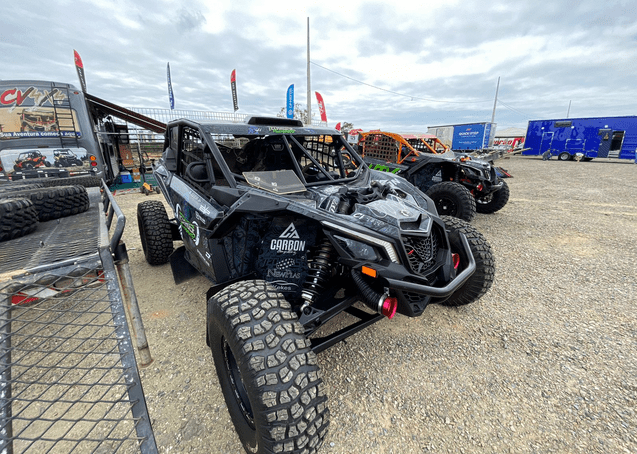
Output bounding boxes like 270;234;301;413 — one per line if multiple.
73;49;87;93
0;147;88;176
0;84;79;139
452;124;486;150
231;69;239;112
286;84;294;119
315;91;327;122
167;62;175;110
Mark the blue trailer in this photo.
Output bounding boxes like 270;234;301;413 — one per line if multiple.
522;116;637;161
427;122;496;151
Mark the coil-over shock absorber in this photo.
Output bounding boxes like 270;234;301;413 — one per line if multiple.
300;237;334;313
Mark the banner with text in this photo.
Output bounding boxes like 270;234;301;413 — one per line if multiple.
167;62;175;110
231;69;239;112
315;91;327;122
73;49;87;93
286;84;294;119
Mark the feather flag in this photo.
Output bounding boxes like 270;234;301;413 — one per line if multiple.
286;84;294;119
167;63;175;110
73;50;87;93
315;91;327;122
231;69;239;112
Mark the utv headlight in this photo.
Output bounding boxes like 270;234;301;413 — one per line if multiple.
334;235;378;261
323;221;400;263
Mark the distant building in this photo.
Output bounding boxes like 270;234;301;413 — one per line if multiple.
493;127;526;151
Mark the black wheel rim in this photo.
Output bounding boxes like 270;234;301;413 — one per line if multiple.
222;338;255;428
476;193;493;205
434;197;458;216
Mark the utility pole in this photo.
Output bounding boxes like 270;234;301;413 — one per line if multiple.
306;17;312;126
566;100;571;118
490;76;500;124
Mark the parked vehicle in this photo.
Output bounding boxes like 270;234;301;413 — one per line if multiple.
359;131;510;222
522;116;637;161
137;116;495;454
426;122;496;151
0;80;110;183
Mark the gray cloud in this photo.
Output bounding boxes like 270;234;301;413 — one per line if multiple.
2;0;637;131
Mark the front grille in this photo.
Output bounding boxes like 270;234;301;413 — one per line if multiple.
402;232;439;276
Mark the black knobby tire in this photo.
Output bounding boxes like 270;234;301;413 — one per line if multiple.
208;280;329;454
39;175;103;188
137;200;173;265
558;152;572;161
476;179;510;214
0;183;44;194
439;215;495;306
0;198;38;242
425;181;476;222
0;185;90;222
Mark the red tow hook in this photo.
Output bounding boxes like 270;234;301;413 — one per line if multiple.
452;253;460;270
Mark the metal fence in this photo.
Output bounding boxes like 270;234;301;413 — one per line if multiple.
127;107;328;128
0;185;157;453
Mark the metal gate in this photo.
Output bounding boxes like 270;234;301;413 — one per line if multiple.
0;184;157;453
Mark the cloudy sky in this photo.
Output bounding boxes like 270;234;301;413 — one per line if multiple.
3;0;637;132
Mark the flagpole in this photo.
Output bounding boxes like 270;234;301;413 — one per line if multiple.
306;17;312;126
490;76;500;124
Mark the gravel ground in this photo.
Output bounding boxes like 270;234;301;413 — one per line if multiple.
115;155;637;454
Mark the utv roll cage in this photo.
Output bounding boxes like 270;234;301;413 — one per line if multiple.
164;117;368;190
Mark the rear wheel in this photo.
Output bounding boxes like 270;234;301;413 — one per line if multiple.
476;180;510;214
439;216;495;306
558;152;572;161
207;280;329;454
425;181;476;222
137;200;173;265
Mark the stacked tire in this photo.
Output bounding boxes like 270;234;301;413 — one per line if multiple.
0;198;38;242
0;185;90;242
10;175;103;188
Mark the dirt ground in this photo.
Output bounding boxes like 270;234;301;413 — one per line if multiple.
114;155;637;454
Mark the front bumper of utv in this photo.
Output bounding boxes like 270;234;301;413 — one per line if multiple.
384;232;475;316
334;229;477;318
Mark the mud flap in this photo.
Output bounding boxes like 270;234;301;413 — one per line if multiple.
169;246;201;285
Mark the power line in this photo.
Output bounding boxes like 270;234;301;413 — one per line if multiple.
496;99;532;118
310;61;492;105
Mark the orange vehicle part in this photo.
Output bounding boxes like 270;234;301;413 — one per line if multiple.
358;131;451;165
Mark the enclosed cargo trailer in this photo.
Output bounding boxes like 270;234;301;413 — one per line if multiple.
522;116;637;161
427;122;496;151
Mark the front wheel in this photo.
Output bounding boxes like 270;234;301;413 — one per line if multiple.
208;280;329;454
439;216;495;306
558;152;572;161
425;181;476;222
476;180;510;214
137;200;173;265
